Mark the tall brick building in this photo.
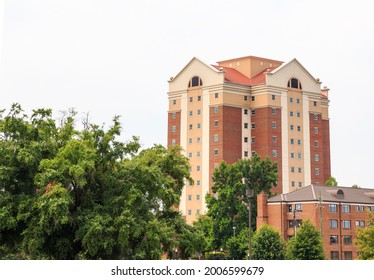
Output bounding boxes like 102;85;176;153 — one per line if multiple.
257;185;374;259
167;55;331;223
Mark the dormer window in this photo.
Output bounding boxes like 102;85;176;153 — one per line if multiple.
287;78;302;90
188;76;203;87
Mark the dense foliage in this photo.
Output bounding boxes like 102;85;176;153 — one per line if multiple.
0;104;194;259
356;212;374;260
252;224;285;260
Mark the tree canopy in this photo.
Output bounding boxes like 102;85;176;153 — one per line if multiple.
356;213;374;260
0;104;193;259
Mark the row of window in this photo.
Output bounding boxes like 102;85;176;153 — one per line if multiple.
330;235;352;245
187;209;200;216
331;251;352;260
329;204;374;213
188;194;201;201
188;179;201;186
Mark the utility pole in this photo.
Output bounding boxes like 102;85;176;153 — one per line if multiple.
319;192;323;238
293;204;297;237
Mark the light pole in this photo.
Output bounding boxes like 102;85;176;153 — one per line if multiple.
246;188;254;260
233;226;236;237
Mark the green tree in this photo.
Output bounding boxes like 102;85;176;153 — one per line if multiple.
0;104;192;259
205;154;278;255
285;220;325;260
252;224;285;260
226;228;249;260
325;176;338;186
355;213;374;260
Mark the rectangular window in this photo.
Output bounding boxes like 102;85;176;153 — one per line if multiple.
251;123;255;129
290;138;294;144
356;205;364;212
272;121;277;129
189;97;193;102
244;96;248;101
244;151;248;157
331;251;339;260
188;195;192;201
290;97;294;103
272;150;277;157
298;167;302;173
171;139;176;146
188;152;192;158
290;153;295;159
343;235;352;245
297;126;301;131
287;205;293;212
313;114;318;121
330;235;338;245
313;101;317;107
291;167;295;173
196;195;200;200
272;108;276;115
244;137;248;143
189;110;193;116
298;153;302;159
329;204;337;213
314;140;319;147
290;111;294;117
251;137;255;144
244;123;248;129
272;95;275;100
315;154;319;161
188;210;192;216
251;96;255;101
315;168;320;176
214;149;218;155
173;100;177;105
291;181;295;187
244;109;248;115
198;95;201;101
356;220;365;227
272;136;277;143
197;109;201;115
196;165;200;171
296;98;300;104
172;113;176;119
298;181;302;187
214;107;219;113
197;123;201;128
290;125;294;131
215;92;219;98
297;139;301;145
196;209;200;215
214;134;219;142
189;124;193;130
344;251;352;260
342;205;351;213
295;204;302;212
330;219;338;229
188;138;192;144
214;121;219;127
342;220;351;229
296;112;301;118
288;219;302;228
196;180;200;186
251;109;255;116
172;125;176;132
314;127;318;134
196;151;200;157
197;137;201;143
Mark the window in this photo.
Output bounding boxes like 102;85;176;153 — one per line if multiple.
196;165;200;171
298;181;302;188
295;204;302;212
296;112;300;118
330;219;338;229
288;219;302;228
244;137;248;143
171;139;176;146
188;138;192;144
244;109;248;115
214;149;218;155
330;235;338;245
188;152;192;158
272;95;275;100
315;168;320;176
315;154;319;161
313;101;317;107
343;235;352;245
196;180;200;186
272;136;277;143
251;96;255;101
290;125;294;131
342;205;351;213
244;151;248;157
189;97;193;102
214;134;219;142
172;113;176;119
314;140;319;148
329;204;337;213
330;251;339;260
251;109;255;116
214;121;219;127
342;220;351;229
196;151;200;157
290;153;295;159
172;125;176;132
196;195;200;201
188;195;192;201
356;205;364;212
198;95;201;101
214;107;219;113
297;126;301;132
313;114;318;121
298;153;302;159
272;121;277;129
298;167;302;173
291;181;295;187
189;124;193;130
251;137;256;144
244;123;248;129
272;150;277;157
314;127;319;134
288;78;302;90
272;108;276;115
291;167;295;173
356;220;365;227
173;99;177;105
251;123;256;129
290;138;294;144
188;210;192;216
197;137;201;143
189;110;193;116
197;123;201;128
244;96;248;101
215;92;219;98
290;97;294;103
197;109;201;115
189;76;203;87
290;111;294;117
296;98;300;104
287;205;293;212
344;251;352;260
297;139;301;145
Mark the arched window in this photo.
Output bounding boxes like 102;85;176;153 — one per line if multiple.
287;78;302;90
188;76;203;88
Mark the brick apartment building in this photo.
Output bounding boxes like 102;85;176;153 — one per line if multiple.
167;55;331;223
257;185;374;259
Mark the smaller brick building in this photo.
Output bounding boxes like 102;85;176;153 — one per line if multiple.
257;185;374;259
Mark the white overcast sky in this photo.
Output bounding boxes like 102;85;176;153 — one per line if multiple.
0;0;373;189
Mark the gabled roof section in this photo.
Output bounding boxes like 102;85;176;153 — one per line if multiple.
211;65;252;85
268;185;374;204
249;67;278;85
170;57;220;82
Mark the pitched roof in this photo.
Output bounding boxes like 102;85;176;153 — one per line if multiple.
268;185;374;205
211;65;252;85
